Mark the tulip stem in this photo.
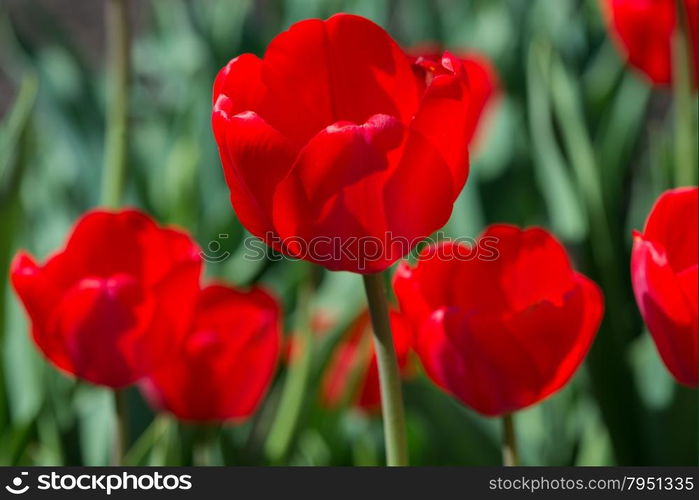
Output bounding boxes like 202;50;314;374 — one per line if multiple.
103;0;130;467
672;0;696;187
264;264;317;463
193;425;219;466
101;0;130;208
502;413;519;466
362;272;408;466
112;389;128;465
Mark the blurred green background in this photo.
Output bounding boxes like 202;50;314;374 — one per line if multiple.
0;0;696;466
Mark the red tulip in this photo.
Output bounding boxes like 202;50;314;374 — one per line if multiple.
393;225;603;416
141;284;281;422
631;187;698;387
321;309;413;412
10;210;202;388
212;14;474;274
410;45;499;147
600;0;698;87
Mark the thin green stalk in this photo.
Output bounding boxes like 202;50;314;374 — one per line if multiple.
101;0;131;207
112;390;128;465
672;0;697;187
362;272;408;466
264;264;316;463
502;414;519;466
124;415;170;466
102;0;131;468
193;425;219;466
148;417;177;466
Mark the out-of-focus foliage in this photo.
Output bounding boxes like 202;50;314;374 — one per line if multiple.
0;0;696;465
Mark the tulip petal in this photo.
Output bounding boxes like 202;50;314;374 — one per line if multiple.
504;274;603;404
383;118;458;245
399;227;577;317
489;225;576;310
40;211;152;289
398;53;470;196
212;53;265;112
417;275;602;416
213;100;298;240
461;54;499;146
605;0;675;85
383;54;478;244
142;258;203;371
603;0;698;87
642;186;698;273
678;264;699;316
632;237;698;386
260;14;421;143
410;48;499;148
10;252;73;374
50;275;154;387
273;114;404;272
139;226;202;287
393;260;432;328
417;307;517;417
208;286;280;419
39;210;200;290
393;243;471;324
143;284;281;422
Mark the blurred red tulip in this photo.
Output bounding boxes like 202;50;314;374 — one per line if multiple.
10;210;202;388
321;309;413;413
212;14;474;273
601;0;698;87
142;284;281;422
393;225;603;416
631;187;698;387
410;45;500;147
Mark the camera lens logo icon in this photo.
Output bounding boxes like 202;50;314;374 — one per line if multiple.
5;472;29;495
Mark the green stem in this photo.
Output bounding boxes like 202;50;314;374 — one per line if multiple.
101;0;131;207
362;272;408;466
672;0;697;187
112;390;128;465
502;414;519;466
148;417;176;466
102;0;130;468
264;264;317;463
123;415;169;465
193;425;219;466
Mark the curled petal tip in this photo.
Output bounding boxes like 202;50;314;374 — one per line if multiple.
10;251;39;276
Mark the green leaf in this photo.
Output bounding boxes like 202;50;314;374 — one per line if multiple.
526;41;587;243
74;385;115;466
